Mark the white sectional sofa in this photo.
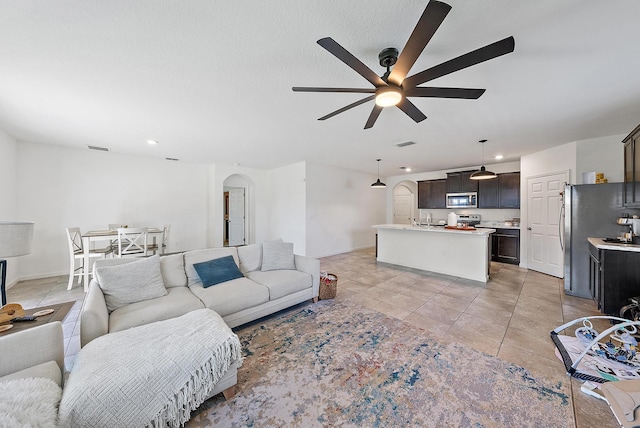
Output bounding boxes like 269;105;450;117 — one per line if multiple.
80;242;320;347
0;322;65;427
0;321;65;386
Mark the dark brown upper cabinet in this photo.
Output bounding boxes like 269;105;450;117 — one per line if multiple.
417;179;447;209
446;171;479;193
478;172;520;209
623;122;640;207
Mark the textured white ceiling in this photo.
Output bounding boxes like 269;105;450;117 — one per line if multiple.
1;0;640;177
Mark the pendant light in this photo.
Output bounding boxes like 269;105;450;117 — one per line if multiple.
470;140;497;180
371;159;386;188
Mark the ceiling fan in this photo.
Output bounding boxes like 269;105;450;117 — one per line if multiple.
292;0;515;129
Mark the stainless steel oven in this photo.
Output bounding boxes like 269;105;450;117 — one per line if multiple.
446;192;477;209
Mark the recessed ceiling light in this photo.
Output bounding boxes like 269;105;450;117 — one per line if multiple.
495;154;503;160
147;140;158;145
399;166;412;172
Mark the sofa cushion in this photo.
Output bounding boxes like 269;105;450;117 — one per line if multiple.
237;243;262;273
184;248;239;287
261;241;295;271
246;270;312;300
96;255;168;313
109;287;204;333
160;253;187;288
194;255;244;288
189;277;269;317
0;361;63;387
94;255;186;288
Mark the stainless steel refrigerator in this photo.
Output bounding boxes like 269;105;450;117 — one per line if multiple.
563;182;633;298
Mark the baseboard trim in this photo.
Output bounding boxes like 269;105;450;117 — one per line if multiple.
309;245;375;260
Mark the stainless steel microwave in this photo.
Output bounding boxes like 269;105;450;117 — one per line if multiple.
446;192;478;209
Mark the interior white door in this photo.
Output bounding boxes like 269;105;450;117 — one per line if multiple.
527;172;568;277
228;188;245;246
393;193;413;224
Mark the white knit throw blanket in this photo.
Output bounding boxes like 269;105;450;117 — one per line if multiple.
58;308;242;428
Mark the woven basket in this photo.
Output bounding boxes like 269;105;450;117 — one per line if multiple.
319;273;338;300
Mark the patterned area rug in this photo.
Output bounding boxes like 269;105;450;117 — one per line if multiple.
188;300;572;427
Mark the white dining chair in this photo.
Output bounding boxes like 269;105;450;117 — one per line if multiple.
116;227;149;257
108;224;120;252
66;227;112;291
148;224;170;255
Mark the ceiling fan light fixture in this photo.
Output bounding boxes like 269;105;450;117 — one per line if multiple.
375;86;403;107
371;159;386;188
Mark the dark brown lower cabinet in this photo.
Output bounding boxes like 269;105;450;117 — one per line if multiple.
491;228;520;265
589;243;640;316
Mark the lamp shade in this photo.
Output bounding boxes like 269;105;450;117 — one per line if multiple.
470;166;497;180
0;222;34;258
371;178;386;188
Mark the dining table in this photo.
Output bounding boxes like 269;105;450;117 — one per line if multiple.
81;228;163;288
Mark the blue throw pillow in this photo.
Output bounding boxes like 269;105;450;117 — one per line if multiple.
193;255;244;288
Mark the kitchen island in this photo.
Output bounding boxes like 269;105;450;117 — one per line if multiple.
373;224;496;283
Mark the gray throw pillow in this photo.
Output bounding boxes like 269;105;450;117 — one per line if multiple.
261;241;295;271
95;255;168;313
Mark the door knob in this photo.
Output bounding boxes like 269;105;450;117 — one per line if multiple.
527;227;532;230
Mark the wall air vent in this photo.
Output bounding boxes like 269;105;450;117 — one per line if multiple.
87;145;109;152
165;157;179;161
395;141;416;148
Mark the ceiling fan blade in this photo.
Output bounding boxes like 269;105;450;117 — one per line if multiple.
397;98;427;123
318;95;375;121
292;87;375;94
387;0;451;86
317;37;387;88
405;87;485;99
402;36;515;89
364;105;383;129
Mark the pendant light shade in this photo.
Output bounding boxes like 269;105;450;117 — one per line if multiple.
371;159;386;188
470;140;497;180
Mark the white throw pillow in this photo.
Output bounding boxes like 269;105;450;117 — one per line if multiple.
261;241;296;271
0;377;62;428
160;253;187;288
96;255;168;313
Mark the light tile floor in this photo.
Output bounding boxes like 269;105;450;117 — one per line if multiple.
7;247;617;427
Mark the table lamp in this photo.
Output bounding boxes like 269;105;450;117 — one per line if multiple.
0;221;34;306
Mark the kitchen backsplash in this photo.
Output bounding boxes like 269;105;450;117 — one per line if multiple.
418;208;521;225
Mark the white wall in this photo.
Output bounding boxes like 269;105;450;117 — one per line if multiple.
266;162;307;254
576;134;625;183
306;162;385;258
0;130;23;288
18;142;210;279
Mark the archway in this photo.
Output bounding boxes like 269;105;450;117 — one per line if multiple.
222;174;254;247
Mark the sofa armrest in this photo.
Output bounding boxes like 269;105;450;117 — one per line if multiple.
80;280;109;348
295;254;320;297
0;321;64;378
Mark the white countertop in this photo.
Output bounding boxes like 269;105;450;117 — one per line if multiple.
588;237;640;253
476;222;521;230
372;224;495;235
